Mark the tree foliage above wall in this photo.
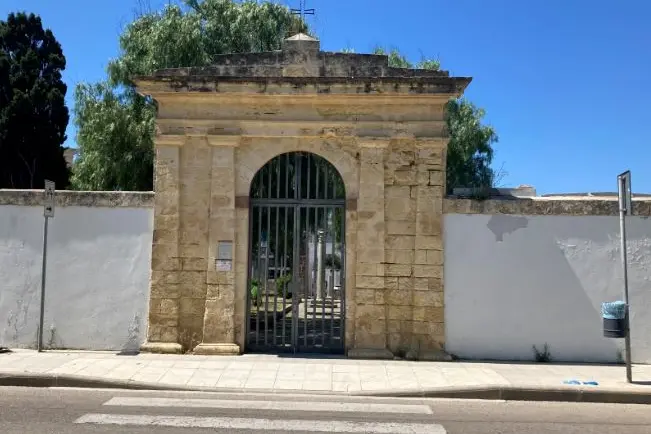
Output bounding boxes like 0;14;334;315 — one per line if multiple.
72;0;501;193
72;0;306;191
373;47;499;193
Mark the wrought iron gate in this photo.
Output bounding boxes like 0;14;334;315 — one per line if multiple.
246;152;346;354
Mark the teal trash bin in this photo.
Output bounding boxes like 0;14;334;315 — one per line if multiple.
602;301;627;338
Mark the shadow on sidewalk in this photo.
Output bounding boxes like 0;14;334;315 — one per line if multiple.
261;353;348;360
457;359;627;368
116;350;140;356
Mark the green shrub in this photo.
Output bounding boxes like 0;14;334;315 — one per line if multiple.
250;279;260;306
276;273;292;298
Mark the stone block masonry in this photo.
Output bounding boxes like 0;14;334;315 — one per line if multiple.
135;33;470;358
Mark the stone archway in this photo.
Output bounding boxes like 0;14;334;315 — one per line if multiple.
245;151;347;354
231;138;360;353
136;32;469;359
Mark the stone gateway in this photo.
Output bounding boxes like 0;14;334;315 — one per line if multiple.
134;33;470;359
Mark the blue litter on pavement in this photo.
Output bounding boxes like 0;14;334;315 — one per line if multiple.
563;379;599;386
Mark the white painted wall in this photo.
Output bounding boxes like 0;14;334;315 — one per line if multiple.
444;214;651;364
0;205;153;351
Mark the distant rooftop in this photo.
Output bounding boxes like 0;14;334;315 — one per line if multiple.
542;192;651;198
451;186;651;200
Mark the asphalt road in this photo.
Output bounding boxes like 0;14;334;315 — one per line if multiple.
1;386;651;433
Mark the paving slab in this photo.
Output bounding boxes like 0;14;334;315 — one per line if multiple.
0;349;650;403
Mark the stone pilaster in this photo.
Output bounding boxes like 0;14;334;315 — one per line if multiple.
142;141;183;354
412;142;447;360
384;139;418;356
175;136;212;351
348;141;392;359
194;138;240;355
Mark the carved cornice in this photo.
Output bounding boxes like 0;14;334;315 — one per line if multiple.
206;136;239;147
134;76;471;99
154;135;185;147
156;118;447;139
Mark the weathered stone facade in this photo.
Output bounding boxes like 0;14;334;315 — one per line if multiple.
135;34;470;358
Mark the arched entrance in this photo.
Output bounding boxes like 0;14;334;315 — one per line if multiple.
246;152;346;354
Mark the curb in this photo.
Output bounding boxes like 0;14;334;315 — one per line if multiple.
0;372;343;396
1;373;650;405
354;385;651;405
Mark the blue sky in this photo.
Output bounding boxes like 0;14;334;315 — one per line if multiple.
2;0;649;194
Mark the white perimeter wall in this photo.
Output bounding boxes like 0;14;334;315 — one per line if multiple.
0;205;153;351
444;214;651;364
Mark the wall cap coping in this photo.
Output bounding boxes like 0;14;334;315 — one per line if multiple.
444;196;651;216
0;190;154;208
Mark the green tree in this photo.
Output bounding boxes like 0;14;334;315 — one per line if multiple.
74;0;497;193
72;0;305;191
445;99;497;193
0;12;70;189
71;82;155;191
374;46;498;193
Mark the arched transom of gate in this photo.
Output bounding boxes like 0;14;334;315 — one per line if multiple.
135;33;471;359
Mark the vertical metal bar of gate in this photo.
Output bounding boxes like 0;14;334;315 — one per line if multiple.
255;206;262;345
312;208;319;346
272;173;280;347
320;206;326;347
313;159;321;348
340;206;346;345
282;153;290;349
328;207;335;347
304;156;311;348
292;153;302;351
263;165;272;346
282;206;288;348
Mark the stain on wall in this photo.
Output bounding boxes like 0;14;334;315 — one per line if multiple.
486;215;529;242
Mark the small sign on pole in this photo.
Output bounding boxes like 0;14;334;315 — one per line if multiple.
38;180;55;352
617;170;633;383
44;180;55;217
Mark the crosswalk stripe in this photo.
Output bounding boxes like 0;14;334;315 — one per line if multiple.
75;413;446;433
103;397;433;415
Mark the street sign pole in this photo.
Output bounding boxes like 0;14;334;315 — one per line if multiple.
617;171;632;383
38;180;55;352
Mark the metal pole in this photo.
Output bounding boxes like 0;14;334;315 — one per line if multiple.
618;175;632;383
37;216;49;352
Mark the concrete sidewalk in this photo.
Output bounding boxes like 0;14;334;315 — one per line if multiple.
1;349;650;403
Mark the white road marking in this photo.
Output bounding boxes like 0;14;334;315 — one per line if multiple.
75;413;446;433
103;396;433;415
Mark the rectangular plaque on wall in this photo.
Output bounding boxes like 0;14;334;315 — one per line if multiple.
216;241;233;272
218;241;233;260
216;260;232;272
